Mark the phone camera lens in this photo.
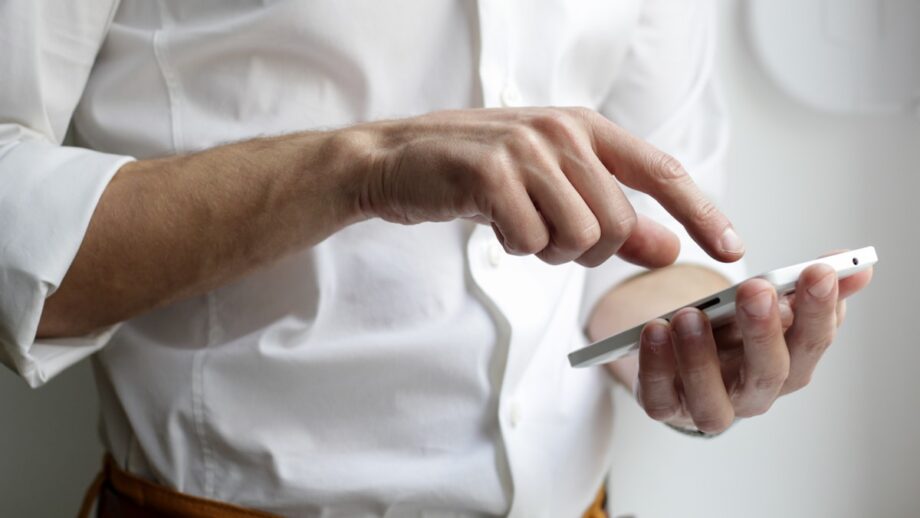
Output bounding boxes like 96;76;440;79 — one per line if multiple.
852;257;859;265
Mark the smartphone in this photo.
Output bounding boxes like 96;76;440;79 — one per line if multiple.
568;246;878;368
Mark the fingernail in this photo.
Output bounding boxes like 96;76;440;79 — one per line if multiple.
807;271;836;299
720;227;745;255
741;290;773;319
674;310;703;338
646;322;669;345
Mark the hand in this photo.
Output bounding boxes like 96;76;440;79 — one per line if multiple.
346;107;744;267
633;256;874;434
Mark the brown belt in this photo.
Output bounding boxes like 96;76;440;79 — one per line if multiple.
79;454;608;517
78;455;279;518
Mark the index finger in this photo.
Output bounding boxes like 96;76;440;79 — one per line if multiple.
588;115;744;263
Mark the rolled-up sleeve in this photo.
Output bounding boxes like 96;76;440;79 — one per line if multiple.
0;0;132;387
581;0;747;326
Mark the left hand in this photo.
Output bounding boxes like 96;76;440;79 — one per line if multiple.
633;259;873;434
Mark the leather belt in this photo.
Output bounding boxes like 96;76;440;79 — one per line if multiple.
79;454;608;517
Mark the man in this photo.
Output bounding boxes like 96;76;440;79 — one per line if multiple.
0;1;872;517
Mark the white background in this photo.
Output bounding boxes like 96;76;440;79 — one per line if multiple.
1;1;918;516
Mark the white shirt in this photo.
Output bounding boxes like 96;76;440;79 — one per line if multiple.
0;1;744;516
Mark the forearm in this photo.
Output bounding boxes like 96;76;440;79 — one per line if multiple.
36;104;742;340
37;130;366;338
587;264;732;387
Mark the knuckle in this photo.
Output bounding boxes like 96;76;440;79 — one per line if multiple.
478;173;514;207
531;110;581;142
561;218;602;252
678;364;711;385
693;411;735;435
605;208;638;242
784;374;812;393
575;250;609;268
474;148;513;182
506;125;544;155
749;370;788;392
589;208;636;258
536;246;571;265
553;215;601;252
534;108;569;126
509;230;549;256
570;106;598;121
736;401;773;418
690;198;720;228
644;403;680;422
650;152;687;181
637;370;675;386
797;330;835;355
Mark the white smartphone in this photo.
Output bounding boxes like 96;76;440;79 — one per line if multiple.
568;246;878;368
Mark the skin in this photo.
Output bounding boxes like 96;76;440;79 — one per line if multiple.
38;132;363;337
35;106;873;433
40;107;741;336
590;261;873;433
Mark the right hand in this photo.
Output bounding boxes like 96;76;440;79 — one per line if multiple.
347;107;744;268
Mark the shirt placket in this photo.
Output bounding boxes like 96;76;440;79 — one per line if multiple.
469;222;584;518
477;0;525;109
474;1;545;515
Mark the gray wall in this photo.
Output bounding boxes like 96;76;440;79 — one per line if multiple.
607;1;920;517
0;364;101;516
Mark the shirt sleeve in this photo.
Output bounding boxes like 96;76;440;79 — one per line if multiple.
0;0;132;388
580;0;747;326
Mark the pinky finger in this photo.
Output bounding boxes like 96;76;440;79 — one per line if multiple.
836;299;847;327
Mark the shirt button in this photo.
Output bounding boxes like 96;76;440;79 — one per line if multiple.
509;401;523;428
500;84;523;107
487;242;504;267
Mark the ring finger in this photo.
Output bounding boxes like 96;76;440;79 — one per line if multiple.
671;308;735;434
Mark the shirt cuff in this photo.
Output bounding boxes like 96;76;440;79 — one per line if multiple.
0;139;134;387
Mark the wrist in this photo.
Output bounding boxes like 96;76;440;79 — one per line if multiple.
302;126;386;228
322;123;395;224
